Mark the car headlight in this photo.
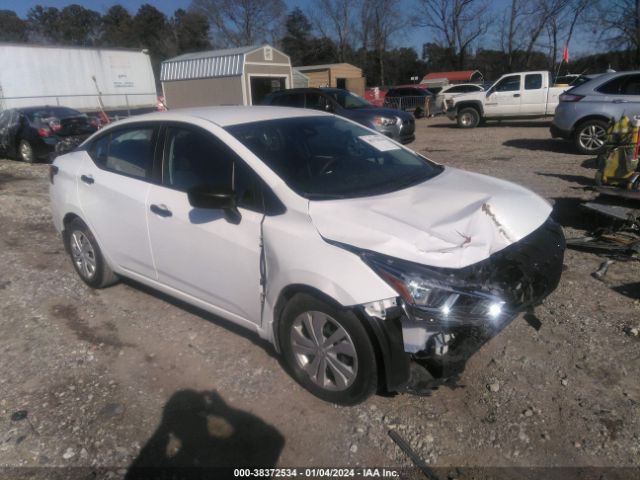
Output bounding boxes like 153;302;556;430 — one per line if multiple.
373;116;398;126
361;251;507;326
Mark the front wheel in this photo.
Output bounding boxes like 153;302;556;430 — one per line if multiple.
574;119;608;155
457;108;480;128
280;294;378;405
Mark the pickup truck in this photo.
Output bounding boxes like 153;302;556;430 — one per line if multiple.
446;71;566;128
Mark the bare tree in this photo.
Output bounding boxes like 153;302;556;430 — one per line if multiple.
309;0;359;62
597;0;640;67
414;0;489;69
190;0;286;48
361;0;404;84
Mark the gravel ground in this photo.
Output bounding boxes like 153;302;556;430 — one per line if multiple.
1;115;639;479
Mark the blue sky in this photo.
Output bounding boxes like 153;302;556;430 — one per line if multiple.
0;0;591;58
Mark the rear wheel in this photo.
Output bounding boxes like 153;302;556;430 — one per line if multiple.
65;218;118;288
280;293;378;405
574;119;608;155
457;108;480;128
18;140;35;163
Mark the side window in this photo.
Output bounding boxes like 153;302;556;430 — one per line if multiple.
448;86;463;93
274;93;304;107
0;110;9;129
164;127;233;192
88;128;154;180
495;75;521;92
164;126;264;212
597;76;628;95
622;75;640;95
525;74;542;90
306;93;330;111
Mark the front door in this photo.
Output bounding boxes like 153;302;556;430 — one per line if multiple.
484;74;522;117
146;124;264;325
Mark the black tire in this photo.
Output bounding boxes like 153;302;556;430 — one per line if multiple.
414;107;424;119
65;218;118;288
18;140;35;163
279;293;378;405
457;107;480;128
573;119;608;155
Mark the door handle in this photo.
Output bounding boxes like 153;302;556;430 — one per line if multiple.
513;93;521;97
150;204;172;218
613;99;628;103
80;174;94;185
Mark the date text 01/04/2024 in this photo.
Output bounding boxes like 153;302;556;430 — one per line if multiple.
233;468;400;477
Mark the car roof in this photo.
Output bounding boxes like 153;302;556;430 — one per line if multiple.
98;106;329;128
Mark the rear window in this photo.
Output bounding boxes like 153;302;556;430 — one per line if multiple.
24;107;82;124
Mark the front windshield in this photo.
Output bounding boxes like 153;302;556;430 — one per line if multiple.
325;90;371;109
225;116;442;199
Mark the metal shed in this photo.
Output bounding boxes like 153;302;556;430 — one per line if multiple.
160;45;293;108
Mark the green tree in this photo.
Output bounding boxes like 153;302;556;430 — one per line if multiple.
26;6;61;43
0;10;28;42
57;4;101;45
100;5;137;48
172;9;211;54
133;4;173;85
279;8;337;66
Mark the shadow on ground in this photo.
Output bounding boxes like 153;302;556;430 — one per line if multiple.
503;138;580;154
428;119;551;129
550;196;598;231
612;282;640;300
126;389;285;479
536;172;594;187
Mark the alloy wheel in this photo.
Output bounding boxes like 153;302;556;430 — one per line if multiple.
578;124;606;151
19;142;34;163
70;230;97;280
289;311;358;391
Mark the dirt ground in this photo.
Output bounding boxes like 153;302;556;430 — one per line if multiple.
1;115;639;479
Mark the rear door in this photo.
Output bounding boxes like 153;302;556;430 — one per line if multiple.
77;124;159;279
520;73;547;115
146;124;265;325
601;74;640;115
484;74;522;116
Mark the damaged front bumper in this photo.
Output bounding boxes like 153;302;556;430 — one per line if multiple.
357;218;566;392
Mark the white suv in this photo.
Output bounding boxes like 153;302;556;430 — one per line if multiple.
50;107;565;404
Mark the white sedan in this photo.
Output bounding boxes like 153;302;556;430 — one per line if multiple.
49;106;564;404
434;83;485;113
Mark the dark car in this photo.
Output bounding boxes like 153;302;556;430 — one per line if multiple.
383;86;433;118
262;88;415;144
0;106;97;163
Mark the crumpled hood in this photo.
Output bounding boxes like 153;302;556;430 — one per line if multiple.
308;167;552;269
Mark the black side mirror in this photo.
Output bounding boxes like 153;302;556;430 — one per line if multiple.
187;185;241;223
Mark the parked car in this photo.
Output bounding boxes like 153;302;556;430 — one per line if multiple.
262;87;415;144
0;106;97;162
446;71;566;128
550;71;640;154
50;107;565;404
434;83;485;113
383;86;432;118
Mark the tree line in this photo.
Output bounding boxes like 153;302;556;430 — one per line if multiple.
0;0;638;88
